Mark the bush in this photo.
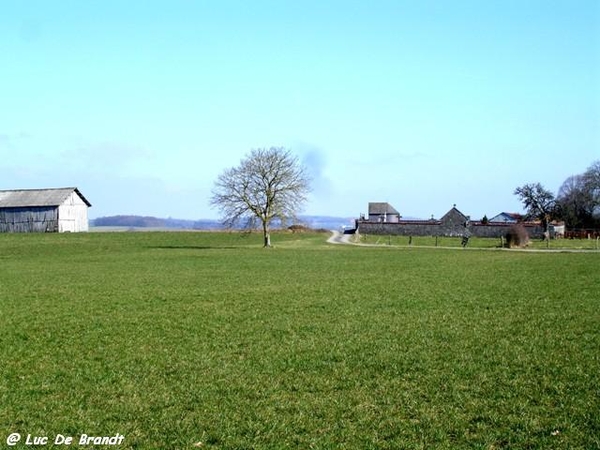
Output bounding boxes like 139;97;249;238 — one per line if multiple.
288;224;311;233
505;224;530;248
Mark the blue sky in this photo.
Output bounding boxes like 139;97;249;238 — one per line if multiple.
2;1;599;221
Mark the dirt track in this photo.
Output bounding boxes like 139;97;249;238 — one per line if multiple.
326;230;351;244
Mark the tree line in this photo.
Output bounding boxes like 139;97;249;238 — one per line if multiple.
515;160;600;230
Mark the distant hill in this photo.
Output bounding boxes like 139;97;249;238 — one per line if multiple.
296;215;356;230
91;215;355;231
91;215;221;230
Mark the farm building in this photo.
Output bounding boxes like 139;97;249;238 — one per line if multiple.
367;202;401;223
358;203;545;238
489;212;522;223
0;187;91;233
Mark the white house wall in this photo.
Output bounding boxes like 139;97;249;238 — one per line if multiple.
58;191;89;232
368;213;400;223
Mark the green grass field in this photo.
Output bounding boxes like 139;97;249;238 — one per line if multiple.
1;231;598;449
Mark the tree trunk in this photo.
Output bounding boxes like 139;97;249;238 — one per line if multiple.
262;222;271;247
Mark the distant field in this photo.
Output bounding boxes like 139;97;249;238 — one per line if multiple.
0;231;598;449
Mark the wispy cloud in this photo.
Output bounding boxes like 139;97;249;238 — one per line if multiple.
297;142;333;196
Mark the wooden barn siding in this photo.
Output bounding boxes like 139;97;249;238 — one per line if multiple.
58;191;89;232
0;207;59;232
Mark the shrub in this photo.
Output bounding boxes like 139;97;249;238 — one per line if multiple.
505;224;530;248
288;224;311;233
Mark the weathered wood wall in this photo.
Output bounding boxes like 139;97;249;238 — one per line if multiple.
0;207;59;232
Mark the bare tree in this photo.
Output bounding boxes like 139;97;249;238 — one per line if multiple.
583;160;600;223
514;182;555;231
211;147;311;247
556;174;593;228
555;160;600;228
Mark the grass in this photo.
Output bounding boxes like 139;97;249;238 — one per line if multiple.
360;233;600;250
0;231;599;449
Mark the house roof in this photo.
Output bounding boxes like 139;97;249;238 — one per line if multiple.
489;212;522;222
440;205;468;223
502;212;522;220
368;202;400;215
0;187;92;208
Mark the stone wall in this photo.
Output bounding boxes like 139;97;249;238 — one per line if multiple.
471;223;544;238
357;220;544;239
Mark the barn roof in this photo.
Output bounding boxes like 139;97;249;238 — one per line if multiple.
368;202;400;215
0;187;92;208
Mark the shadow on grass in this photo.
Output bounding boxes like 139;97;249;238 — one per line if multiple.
148;245;251;250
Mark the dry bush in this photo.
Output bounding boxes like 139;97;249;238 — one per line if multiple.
505;224;530;248
288;224;311;233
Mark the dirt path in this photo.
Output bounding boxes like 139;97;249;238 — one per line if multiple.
326;230;353;245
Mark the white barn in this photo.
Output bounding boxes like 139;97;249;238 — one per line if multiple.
0;187;91;233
